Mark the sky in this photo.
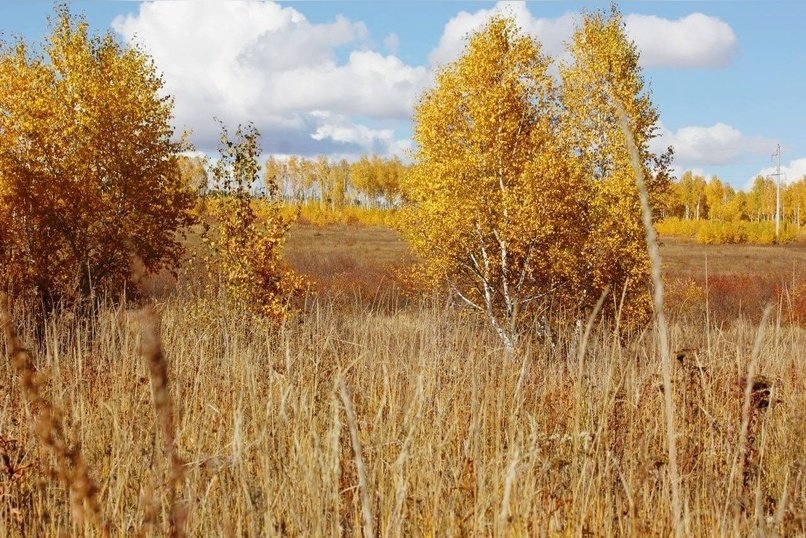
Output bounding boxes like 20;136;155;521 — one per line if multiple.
1;0;805;189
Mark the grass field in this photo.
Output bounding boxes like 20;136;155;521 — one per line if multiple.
285;223;806;281
284;224;806;321
284;224;412;298
660;237;806;280
1;222;805;536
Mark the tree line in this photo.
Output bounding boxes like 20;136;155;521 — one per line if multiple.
181;153;408;209
664;171;806;226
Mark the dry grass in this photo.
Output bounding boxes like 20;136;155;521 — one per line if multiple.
1;293;110;536
660;237;806;280
280;224;806;324
141;221;806;321
282;224;806;286
2;221;805;536
1;287;804;535
283;223;413;301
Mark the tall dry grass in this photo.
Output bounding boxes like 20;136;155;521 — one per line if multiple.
1;287;804;536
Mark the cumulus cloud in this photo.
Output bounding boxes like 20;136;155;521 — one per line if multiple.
110;1;742;160
261;51;426;118
625;13;737;69
112;0;425;155
429;2;578;66
652;123;775;167
429;2;737;69
755;158;806;185
311;111;393;150
309;112;414;161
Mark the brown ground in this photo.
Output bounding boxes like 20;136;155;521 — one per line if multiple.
284;223;806;283
283;223;413;296
660;237;806;280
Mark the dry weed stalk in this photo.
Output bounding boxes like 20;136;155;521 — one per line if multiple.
576;287;609;367
338;376;375;538
614;101;683;535
741;375;772;492
497;448;520;536
673;348;711;473
723;305;772;524
0;292;110;536
385;375;424;538
140;306;187;538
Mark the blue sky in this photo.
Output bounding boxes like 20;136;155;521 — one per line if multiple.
2;0;805;188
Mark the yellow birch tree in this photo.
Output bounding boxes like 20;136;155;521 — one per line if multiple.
561;7;672;323
401;16;589;352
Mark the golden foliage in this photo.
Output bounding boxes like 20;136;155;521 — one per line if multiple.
656;217;801;245
349;155;407;206
202;124;303;321
264;154;407;208
402;16;588;349
560;7;673;324
0;7;196;309
401;11;670;347
659;171;806;244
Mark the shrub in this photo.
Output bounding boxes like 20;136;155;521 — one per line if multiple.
202;124;302;321
0;8;196;311
790;283;806;325
665;278;707;321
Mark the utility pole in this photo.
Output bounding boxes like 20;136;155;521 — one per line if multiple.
772;144;782;240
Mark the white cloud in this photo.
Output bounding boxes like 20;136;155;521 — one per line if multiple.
262;51;426;118
429;2;578;66
388;139;414;161
429;2;737;70
652;123;775;167
668;166;707;181
755;158;806;185
310;111;394;151
625;13;737;69
112;0;428;155
307;111;413;161
110;0;743;161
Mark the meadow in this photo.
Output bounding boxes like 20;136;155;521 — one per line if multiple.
3;5;805;537
1;222;804;536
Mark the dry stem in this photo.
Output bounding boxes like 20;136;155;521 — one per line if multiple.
613;102;683;536
140;306;187;538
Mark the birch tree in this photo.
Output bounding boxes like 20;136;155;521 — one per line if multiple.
0;7;195;310
561;6;672;324
401;17;588;352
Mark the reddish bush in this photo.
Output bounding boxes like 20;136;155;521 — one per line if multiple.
666;273;805;326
